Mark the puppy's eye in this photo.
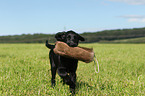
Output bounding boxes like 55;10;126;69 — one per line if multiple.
74;36;77;39
68;35;71;39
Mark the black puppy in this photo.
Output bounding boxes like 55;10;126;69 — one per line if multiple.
46;30;85;93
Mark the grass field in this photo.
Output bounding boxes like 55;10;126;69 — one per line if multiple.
0;43;145;95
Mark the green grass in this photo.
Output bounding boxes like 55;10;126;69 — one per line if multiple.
102;37;145;43
0;43;145;95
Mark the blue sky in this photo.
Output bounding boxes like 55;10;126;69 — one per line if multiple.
0;0;145;36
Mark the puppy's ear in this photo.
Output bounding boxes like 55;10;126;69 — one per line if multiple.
78;35;85;41
55;32;66;41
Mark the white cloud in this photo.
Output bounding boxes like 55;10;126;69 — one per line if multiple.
119;15;145;23
128;18;145;22
108;0;145;5
120;15;145;18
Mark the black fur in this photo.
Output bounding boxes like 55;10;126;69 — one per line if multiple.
45;30;85;94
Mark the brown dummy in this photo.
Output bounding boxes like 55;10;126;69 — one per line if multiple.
53;41;94;63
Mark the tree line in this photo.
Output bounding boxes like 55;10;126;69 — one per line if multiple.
82;27;145;43
0;27;145;43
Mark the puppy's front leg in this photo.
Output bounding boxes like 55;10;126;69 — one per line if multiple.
58;67;76;94
69;72;76;94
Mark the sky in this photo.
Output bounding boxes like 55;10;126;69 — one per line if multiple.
0;0;145;36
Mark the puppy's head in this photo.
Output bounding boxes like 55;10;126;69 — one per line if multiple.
55;32;66;42
65;30;85;47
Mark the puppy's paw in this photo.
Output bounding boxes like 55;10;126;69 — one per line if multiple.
70;88;75;95
51;80;55;88
51;83;55;88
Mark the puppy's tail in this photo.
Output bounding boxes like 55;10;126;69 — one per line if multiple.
45;40;55;49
